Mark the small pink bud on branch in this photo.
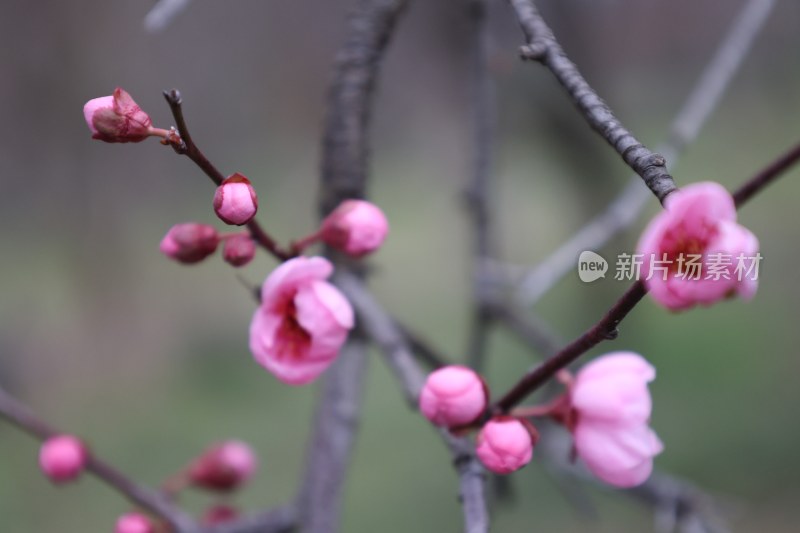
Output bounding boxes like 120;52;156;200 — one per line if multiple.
475;417;538;474
187;440;258;492
114;513;156;533
83;88;157;143
419;366;488;429
319;199;389;257
223;234;257;267
39;435;87;484
159;223;220;264
214;173;259;226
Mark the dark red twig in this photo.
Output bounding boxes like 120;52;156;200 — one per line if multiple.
162;90;293;262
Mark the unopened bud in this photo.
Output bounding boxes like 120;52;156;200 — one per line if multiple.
213;173;258;226
188;440;258;492
83;88;153;143
320;200;388;257
159;223;220;264
115;513;155;533
39;435;87;484
223;234;256;267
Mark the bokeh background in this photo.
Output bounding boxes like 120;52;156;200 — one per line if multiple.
1;0;799;531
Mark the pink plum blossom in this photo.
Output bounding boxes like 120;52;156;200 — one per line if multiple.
223;234;256;267
159;223;220;264
419;365;488;428
475;417;537;474
637;181;759;311
570;352;663;488
188;440;258;492
213;173;259;226
83;88;153;143
320;200;389;257
249;256;354;385
115;513;155;533
39;435;87;484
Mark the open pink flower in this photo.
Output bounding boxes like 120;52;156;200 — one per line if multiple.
419;366;487;428
320;200;389;257
475;417;537;474
249;256;354;385
83;88;153;143
570;352;663;488
637;181;759;311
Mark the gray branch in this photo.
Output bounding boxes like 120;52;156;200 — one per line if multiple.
144;0;192;32
335;272;489;533
508;0;678;202
513;0;776;307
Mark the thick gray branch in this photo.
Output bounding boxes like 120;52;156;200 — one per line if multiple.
508;0;677;203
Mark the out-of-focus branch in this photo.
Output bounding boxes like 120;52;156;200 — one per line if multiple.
508;0;677;202
298;0;408;531
537;429;732;533
144;0;192;32
336;272;489;533
161;90;293;261
0;385;198;533
464;0;497;371
513;0;776;307
202;505;297;533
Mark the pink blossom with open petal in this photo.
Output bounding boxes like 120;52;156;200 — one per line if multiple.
188;440;258;492
637;181;759;311
475;417;537;474
570;352;663;488
419;365;488;428
39;435;87;484
320;200;389;257
83;88;153;143
249;256;354;385
214;173;259;226
115;513;154;533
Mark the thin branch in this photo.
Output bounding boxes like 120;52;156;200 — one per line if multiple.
508;0;677;202
0;385;198;533
144;0;192;32
336;272;489;533
513;0;776;307
464;0;497;371
493;140;800;411
202;505;297;533
161;90;292;261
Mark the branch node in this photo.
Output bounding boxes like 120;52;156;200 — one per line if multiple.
519;42;547;61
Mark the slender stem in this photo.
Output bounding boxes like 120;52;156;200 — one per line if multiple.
0;385;198;533
493;142;800;411
507;0;677;203
161;90;293;262
512;0;776;307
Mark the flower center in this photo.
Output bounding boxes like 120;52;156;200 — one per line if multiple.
275;299;312;360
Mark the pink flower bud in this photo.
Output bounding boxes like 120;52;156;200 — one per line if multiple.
39;435;87;484
115;513;155;533
570;352;663;488
83;88;153;143
250;256;354;385
213;173;259;226
320;200;389;257
188;440;258;492
159;223;220;264
222;234;257;267
475;417;537;474
202;505;239;525
419;366;488;428
637;181;759;311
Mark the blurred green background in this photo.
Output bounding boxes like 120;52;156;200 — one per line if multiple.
1;0;800;531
